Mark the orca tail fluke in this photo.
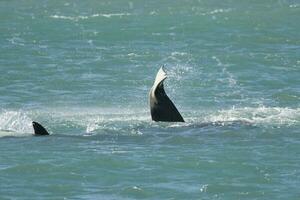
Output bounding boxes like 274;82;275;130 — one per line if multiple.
32;121;50;136
149;66;185;122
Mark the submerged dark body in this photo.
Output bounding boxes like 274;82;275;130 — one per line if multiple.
150;67;184;122
32;121;49;136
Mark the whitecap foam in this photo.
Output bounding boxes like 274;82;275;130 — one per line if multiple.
7;37;25;46
171;52;188;57
199;8;232;16
289;4;300;8
127;53;140;58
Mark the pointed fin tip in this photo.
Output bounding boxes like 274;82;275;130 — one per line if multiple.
159;65;167;77
153;66;167;87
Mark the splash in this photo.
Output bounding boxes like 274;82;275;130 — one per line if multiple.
0;110;33;136
0;106;298;137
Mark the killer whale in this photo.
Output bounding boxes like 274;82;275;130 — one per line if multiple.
32;121;49;136
149;67;185;122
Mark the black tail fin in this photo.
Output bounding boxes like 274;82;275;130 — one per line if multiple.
32;121;50;136
149;67;185;122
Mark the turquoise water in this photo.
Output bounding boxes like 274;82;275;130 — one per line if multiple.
1;0;300;199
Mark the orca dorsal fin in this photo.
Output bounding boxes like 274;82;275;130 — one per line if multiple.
149;67;184;122
32;121;50;136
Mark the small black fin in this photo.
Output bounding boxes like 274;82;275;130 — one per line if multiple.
32;121;50;136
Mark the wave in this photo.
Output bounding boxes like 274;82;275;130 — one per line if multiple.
0;106;299;137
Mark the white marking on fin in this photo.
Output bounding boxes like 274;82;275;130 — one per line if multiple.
150;66;167;103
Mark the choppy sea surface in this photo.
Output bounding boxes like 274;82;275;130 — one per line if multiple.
1;0;300;199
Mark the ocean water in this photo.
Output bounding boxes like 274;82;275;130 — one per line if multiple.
0;0;300;199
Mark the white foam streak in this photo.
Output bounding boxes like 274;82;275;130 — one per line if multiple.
50;106;300;132
85;114;150;133
203;107;300;127
50;13;132;21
